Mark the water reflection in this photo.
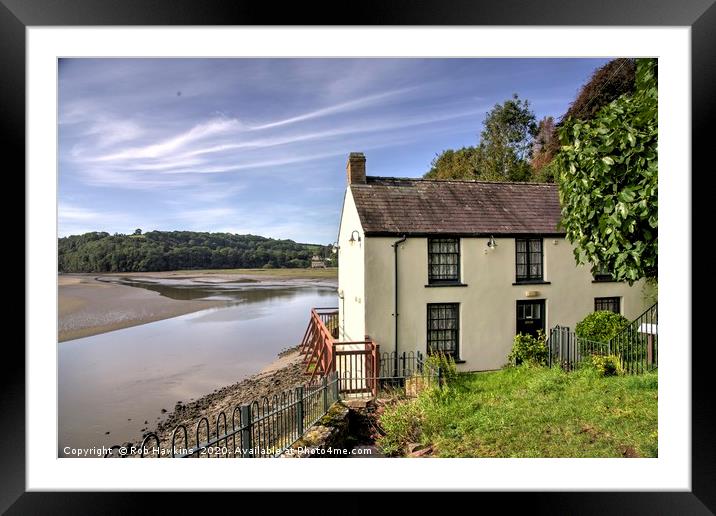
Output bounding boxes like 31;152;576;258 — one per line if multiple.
58;282;336;456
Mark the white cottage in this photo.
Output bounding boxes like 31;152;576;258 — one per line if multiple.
335;152;646;372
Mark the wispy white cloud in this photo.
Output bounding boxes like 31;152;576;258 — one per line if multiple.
59;58;602;242
58;202;103;221
248;86;416;130
93;117;241;162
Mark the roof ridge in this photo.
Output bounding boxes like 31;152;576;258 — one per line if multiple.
365;175;557;186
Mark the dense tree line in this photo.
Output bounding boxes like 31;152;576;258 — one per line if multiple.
58;230;333;273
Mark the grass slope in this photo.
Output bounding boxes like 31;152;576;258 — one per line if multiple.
378;366;658;458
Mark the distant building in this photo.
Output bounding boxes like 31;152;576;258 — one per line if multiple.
311;255;327;268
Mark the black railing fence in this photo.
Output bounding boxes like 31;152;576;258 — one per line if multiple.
106;372;340;459
107;351;440;459
335;351;440;395
609;303;658;375
547;303;658;374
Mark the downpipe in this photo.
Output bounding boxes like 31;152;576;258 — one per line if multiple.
392;235;407;377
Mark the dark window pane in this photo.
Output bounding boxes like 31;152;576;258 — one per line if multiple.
428;238;460;283
593;263;613;281
515;238;543;281
427;303;459;358
595;297;620;314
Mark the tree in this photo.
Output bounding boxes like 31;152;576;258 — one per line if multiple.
476;94;537;182
133;228;142;235
422;94;537;182
545;58;637;159
530;116;557;181
57;231;333;273
554;59;657;284
424;147;481;180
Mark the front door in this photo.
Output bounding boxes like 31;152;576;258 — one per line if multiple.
516;300;545;337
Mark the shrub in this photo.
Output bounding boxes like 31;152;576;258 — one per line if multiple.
591;354;624;377
508;330;548;366
575;311;629;343
425;352;458;384
377;400;424;456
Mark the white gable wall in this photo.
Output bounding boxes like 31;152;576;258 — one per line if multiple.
337;189;365;342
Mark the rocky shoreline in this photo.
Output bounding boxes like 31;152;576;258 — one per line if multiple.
116;346;308;457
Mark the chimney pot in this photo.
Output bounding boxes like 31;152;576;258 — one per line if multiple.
346;152;366;185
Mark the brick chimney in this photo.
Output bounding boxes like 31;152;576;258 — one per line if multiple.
346;152;366;184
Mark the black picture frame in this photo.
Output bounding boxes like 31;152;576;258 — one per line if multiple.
5;0;710;513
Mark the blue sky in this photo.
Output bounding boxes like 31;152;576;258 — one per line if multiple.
59;58;608;244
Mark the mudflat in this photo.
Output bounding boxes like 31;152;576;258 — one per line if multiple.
58;269;337;342
58;274;228;342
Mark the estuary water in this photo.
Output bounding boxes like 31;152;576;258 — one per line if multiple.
58;278;336;456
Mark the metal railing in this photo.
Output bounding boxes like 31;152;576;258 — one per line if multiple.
547;302;658;374
106;372;340;459
609;303;658;374
339;351;440;395
548;326;610;371
107;313;442;458
107;355;441;459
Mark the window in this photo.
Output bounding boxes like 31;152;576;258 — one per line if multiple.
515;238;543;282
427;303;459;358
592;263;615;282
595;297;621;314
428;238;460;283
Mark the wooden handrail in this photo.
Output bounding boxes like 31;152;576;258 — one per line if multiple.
299;307;379;396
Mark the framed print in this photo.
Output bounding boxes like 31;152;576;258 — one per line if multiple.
5;0;713;512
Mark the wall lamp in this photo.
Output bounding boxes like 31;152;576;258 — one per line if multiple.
349;230;362;244
487;235;498;249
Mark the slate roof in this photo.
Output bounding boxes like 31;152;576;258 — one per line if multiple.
350;177;564;236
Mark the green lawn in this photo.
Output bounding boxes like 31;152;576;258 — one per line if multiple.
378;365;658;458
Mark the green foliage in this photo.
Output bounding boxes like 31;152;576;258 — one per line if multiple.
575;311;630;343
507;330;548;366
590;354;624;377
545;59;637;159
530;116;557;180
58;230;330;273
377;399;425;457
378;366;658;457
642;277;658;306
554;59;658;284
423;94;537;182
425;352;458;383
532;159;560;183
424;147;481;180
477;94;537;182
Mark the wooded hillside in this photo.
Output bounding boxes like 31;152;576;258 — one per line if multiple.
58;230;332;272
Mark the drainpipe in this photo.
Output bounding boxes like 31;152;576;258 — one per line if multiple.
392;235;407;376
338;289;345;339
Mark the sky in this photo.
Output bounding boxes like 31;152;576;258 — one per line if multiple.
58;58;609;244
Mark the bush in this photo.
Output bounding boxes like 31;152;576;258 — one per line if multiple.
591;354;624;377
377;400;424;456
425;352;458;384
575;311;629;343
508;330;548;366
